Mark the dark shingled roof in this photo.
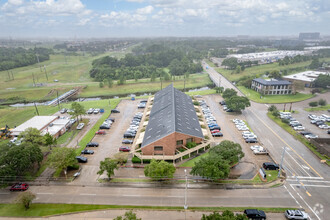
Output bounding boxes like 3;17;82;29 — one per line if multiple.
141;84;203;148
253;78;291;85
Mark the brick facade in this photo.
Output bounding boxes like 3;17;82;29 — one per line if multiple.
141;132;203;156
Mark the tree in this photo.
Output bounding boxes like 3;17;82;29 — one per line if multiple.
190;154;230;180
15;191;36;210
99;81;104;88
235;65;241;74
268;105;277;112
314;74;330;89
201;210;248;220
144;160;176;181
113;152;129;165
114;211;141;220
318;99;327;106
70;102;85;121
226;96;250;112
191;140;244;180
19;127;45;146
222;57;238;69
107;78;113;88
268;70;281;79
150;72;156;82
215;87;224;94
209;140;244;165
44;133;57;150
48;147;77;177
309;58;320;69
222;88;237;99
97;158;118;180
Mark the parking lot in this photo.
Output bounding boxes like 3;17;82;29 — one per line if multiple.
73;99;143;185
202;95;274;179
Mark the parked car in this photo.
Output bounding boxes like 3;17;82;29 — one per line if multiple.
243;209;266;220
87;108;94;114
95;130;106;135
210;126;221;131
10;183;29;191
100;108;105;113
226;109;233;112
219;101;226;105
60;108;67;114
254;149;269;155
86;142;99;147
122;139;133;144
212;132;223;137
250;145;263;151
285;209;308;220
293;126;305;131
76;123;85;130
111;109;120;113
119;146;131;152
93;108;100;114
123;132;135;138
100;124;111;129
245;138;258;143
108;117;115;122
300;131;312;136
211;129;221;134
81;149;94;154
76;156;88;163
263;162;279;170
305;134;318;139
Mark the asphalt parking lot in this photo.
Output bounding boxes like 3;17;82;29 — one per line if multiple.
73;99;143;185
202;95;273;179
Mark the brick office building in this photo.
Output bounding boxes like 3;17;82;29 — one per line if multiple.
251;78;293;95
141;84;204;156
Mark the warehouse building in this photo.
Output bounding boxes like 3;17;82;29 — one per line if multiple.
141;84;204;156
251;78;293;95
283;71;329;88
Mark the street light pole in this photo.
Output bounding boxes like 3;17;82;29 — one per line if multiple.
278;146;286;177
184;169;188;210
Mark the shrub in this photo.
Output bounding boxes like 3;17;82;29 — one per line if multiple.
193;101;199;106
272;110;280;117
132;156;151;164
268;105;277;112
309;101;318;107
311;88;321;94
204;135;210;140
67;164;80;170
281;118;290;124
319;99;327;106
186;142;197;149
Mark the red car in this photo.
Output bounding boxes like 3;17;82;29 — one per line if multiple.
10;183;29;191
119;146;130;152
95;130;106;135
211;129;220;134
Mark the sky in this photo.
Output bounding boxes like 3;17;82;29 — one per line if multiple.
0;0;329;38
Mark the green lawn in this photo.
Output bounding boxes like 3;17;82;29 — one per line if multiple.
304;104;330;112
0;203;292;217
238;86;315;103
179;152;209;167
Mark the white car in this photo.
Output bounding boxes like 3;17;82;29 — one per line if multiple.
293;126;305;131
77;123;85;130
253;149;268;155
250;145;263;151
305;134;318;139
319;124;330;129
243;134;257;139
238;127;249;131
285;209;308;220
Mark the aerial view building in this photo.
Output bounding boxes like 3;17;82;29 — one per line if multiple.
251;78;293;95
141;84;204;156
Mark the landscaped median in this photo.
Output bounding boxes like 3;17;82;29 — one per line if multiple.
0;203;294;217
267;112;330;165
238;86;315;104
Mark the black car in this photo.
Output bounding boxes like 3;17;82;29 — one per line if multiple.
226;109;233;112
100;125;111;129
244;209;266;220
212;132;223;137
86;142;99;147
300;131;312;136
122;139;134;144
81;149;94;154
111;109;120;113
315;121;325;126
108;117;115;122
245;138;258;143
76;156;88;163
210;126;221;131
123;132;135;138
219;101;226;105
263;162;279;170
328;130;330;134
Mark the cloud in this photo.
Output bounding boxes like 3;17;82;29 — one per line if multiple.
136;5;154;14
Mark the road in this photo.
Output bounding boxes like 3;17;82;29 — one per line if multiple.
203;61;330;220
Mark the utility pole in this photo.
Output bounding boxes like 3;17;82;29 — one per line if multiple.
32;73;36;86
289;102;292;112
36;54;42;72
278;146;286;177
183;74;186;92
7;70;10;80
11;71;14;80
34;102;40;116
56;90;60;110
44;65;48;81
283;103;286;112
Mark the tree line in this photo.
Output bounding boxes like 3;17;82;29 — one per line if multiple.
0;47;52;71
89;48;203;82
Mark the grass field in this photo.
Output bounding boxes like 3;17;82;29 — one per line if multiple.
0;203;292;217
238;86;315;103
179;152;209;167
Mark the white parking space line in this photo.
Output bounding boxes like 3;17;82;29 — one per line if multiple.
80;193;96;196
122;194;140;197
37;192;53;195
290;184;330;188
289;176;324;180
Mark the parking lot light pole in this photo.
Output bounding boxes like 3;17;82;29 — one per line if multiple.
184;169;188;210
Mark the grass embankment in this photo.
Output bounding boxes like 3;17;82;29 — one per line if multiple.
238;86;315;104
0;203;293;217
180;152;209;167
304;104;330;112
267;112;330;165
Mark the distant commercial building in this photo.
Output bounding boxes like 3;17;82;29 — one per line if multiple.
299;32;320;41
283;71;329;88
141;84;203;156
251;78;292;95
11;116;70;138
